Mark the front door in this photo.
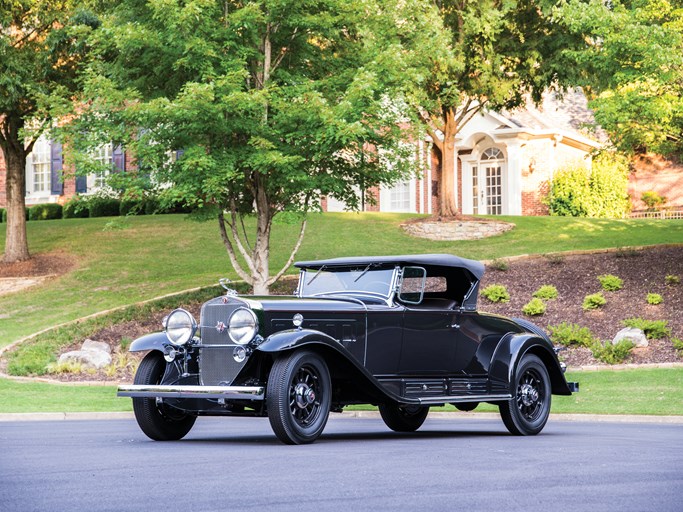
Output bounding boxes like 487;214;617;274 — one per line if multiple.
472;148;504;215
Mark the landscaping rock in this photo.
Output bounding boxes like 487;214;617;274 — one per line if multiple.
612;327;648;347
82;339;112;354
58;339;112;369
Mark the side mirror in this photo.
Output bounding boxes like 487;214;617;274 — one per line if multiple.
398;266;426;304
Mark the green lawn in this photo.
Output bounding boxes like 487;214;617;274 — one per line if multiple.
1;368;681;416
2;213;682;348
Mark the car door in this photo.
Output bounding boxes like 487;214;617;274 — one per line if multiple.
397;305;459;375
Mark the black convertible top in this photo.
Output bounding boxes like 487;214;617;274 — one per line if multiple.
294;254;485;280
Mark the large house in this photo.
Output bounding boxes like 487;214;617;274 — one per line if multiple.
6;90;678;215
325;90;602;216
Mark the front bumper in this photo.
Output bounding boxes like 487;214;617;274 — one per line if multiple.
117;384;265;400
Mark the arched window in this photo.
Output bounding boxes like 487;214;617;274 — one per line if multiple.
481;147;504;161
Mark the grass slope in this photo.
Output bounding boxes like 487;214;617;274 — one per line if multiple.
2;213;682;347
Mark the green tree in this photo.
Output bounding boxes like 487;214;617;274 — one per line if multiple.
408;0;580;217
0;1;96;262
556;0;683;157
73;0;417;293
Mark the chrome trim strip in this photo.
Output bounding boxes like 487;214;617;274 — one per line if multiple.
416;394;511;405
117;384;265;400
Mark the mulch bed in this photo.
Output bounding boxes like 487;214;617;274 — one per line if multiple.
481;245;683;367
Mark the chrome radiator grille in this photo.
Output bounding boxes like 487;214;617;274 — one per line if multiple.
199;298;249;386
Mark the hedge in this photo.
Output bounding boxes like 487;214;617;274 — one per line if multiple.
28;203;63;221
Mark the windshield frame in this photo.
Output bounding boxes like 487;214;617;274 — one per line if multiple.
296;265;401;303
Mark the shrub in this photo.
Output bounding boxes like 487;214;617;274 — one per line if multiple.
641;190;667;211
522;298;546;316
89;197;120;218
0;207;4;222
543;253;565;265
583;292;606;310
673;338;683;353
590;339;634;364
622;318;672;339
63;197;89;218
119;199;145;216
548;322;597;347
533;285;558;300
598;274;623;291
489;258;509;271
665;275;680;285
28;203;63;221
646;293;663;305
143;196;161;215
481;284;510;303
545;153;630;218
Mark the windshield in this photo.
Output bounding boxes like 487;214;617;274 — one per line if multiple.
299;267;396;298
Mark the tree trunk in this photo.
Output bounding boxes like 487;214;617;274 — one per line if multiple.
439;108;459;218
2;142;30;263
251;175;272;295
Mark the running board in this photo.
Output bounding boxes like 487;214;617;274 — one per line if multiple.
415;394;511;405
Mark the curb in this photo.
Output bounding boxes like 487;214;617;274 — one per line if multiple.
1;410;682;424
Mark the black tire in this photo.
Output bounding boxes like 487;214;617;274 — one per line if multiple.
132;352;196;441
266;350;331;445
499;354;551;436
378;403;429;432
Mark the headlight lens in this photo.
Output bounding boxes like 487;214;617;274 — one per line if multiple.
228;308;258;345
165;308;197;346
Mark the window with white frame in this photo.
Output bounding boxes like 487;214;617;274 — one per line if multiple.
88;143;113;190
26;137;51;195
388;181;412;212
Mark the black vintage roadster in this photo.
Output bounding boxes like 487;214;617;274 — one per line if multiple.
118;254;578;444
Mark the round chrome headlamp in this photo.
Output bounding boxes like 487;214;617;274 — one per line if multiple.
228;308;258;345
164;308;197;346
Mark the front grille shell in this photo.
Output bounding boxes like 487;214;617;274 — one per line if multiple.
198;297;252;386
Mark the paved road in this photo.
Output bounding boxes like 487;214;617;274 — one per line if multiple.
1;415;681;512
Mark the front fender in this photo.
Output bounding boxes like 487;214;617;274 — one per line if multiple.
490;333;572;396
129;332;169;353
257;328;343;354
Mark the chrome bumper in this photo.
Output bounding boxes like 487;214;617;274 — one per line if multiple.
117;384;265;400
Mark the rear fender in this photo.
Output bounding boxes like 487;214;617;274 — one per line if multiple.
490;333;573;396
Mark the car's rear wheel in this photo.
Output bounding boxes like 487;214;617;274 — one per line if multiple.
379;404;429;432
267;350;331;445
132;352;197;441
499;354;551;435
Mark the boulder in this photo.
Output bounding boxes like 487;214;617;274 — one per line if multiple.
57;339;113;369
612;327;648;347
82;339;112;354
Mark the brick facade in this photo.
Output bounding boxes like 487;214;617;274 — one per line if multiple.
628;155;683;210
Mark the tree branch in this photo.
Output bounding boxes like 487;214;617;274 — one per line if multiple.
267;216;307;286
227;199;257;275
217;212;253;284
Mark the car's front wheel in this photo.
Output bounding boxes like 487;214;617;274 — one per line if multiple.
132;352;197;441
267;350;331;444
499;354;551;435
378;404;429;432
